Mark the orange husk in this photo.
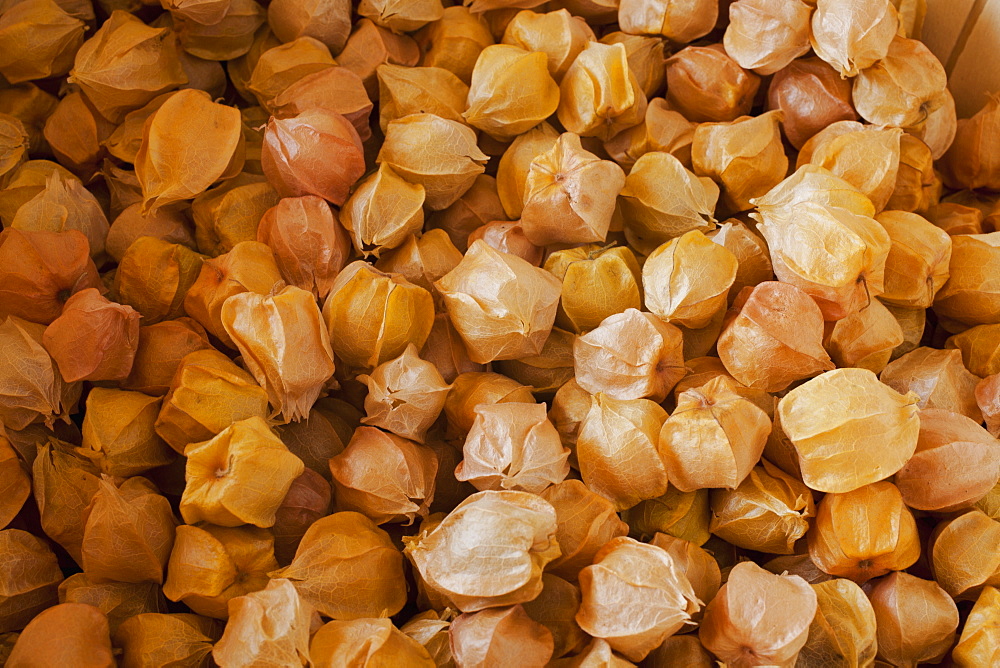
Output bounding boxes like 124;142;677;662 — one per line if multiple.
0;0;85;84
121;318;212;396
0;438;30;529
113;613;219;668
867;572;959;667
0;529;62;633
648;534;722;611
496;121;559;220
4;603;114;667
882;348;983;421
723;0;812;75
339;18;420;99
310;617;436;667
501;8;593;81
940;95;1000;191
429;174;508;253
340;162;425;258
78;388;175;477
267;0;350;53
605;99;696;172
31;442;101;564
58;574;167;635
796;579;878;668
377;63;468;132
952;586;1000;667
211;579;312;667
271;468;331;564
173;0;266;61
822;297;905;373
875;210;952;308
443;371;534;435
978;374;1000;437
946;324;1000;378
538;480;628;582
557;41;647;142
272;66;373;141
246;37;335;110
810;0;898;77
105;204;195;263
619;0;717;42
665;45;760;123
190;173;280;257
933;231;1000;327
414;7;493;85
766;57;858;150
931;510;1000;600
358;344;450;443
451;605;554;668
545;244;643;334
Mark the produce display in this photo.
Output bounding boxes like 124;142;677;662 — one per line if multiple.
0;0;999;665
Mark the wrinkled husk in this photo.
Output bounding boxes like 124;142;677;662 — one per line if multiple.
496;121;559;220
311;617;435;667
5;603;114;667
79;388;174;477
0;0;86;84
377;64;468;133
106;204;195;264
946;324;1000;378
648;534;721;612
940;95;1000;191
464;44;559;141
10;170;110;260
766;57;858;150
933;232;1000;327
930;509;1000;600
557;41;647;142
339;18;421;99
538;480;628;582
665;45;760;123
190;173;280;257
246;37;335;111
881;347;982;421
271;66;373;141
211;579;312;667
121;319;211;397
174;0;266;61
429;174;508;253
358;344;450;443
723;0;812;75
823;298;905;373
501;8;593;81
450;605;554;667
31;442;101;564
867;572;959;667
853;36;947;128
0;529;62;633
620;485;710;546
443;371;535;435
114;613;219;668
875;210;952;309
605;99;696;172
58;575;168;634
340;162;425;258
952;586;1000;667
978;374;1000;437
797;579;878;668
618;0;716;43
545;244;643;334
42;288;139;383
810;0;899;77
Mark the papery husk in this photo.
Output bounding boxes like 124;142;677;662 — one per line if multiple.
79;388;174;477
576;537;700;662
520;574;586;659
114;613;219;668
887;135;937;214
426;438;474;516
797;579;878;668
931;509;1000;600
444;371;534;436
68;11;187;123
642;634;712;668
599;32;665;100
674;356;776;418
520;132;625;246
180;53;228;99
262;108;365;207
752;163;877;220
322;261;435;370
174;0;265;61
450;605;553;668
5;603;114;667
779;369;919;493
247;37;335;110
576;393;669;510
0;160;78;227
42;92;114;176
270;511;407;620
436;240;560;364
660;376;770;492
222;286;336;423
257;195;350;300
464;44;559;141
557;41;647;142
80;476;177;584
546;244;643;334
895;408;1000;512
885;303;926;361
619;0;717;43
766;57;857;151
798;122;902;213
700;561;817;668
723;0;812;75
400;609;455;667
619;151;720;256
874;210;952;309
328;426;437;524
341;163;424;258
665;45;760;123
428;174;508;253
31;442;101;563
496;121;559;220
338;18;420;99
106;204;195;263
377;113;488;211
190;173;279;257
707;220;774;300
620;486;711;546
709;460;814;555
467;221;544;268
643;230;738;329
0;316;81;431
272;468;331;564
881;348;983;421
101;160;144;216
854;36;947;129
648;534;721;611
823;298;905;373
180;416;304;527
867;572;958;667
310;617;435;667
456;402;569;494
0;529;61;633
105;94;172;165
122;318;212;396
0;84;58;155
58;574;168;634
808;481;920;584
10;170;110;260
933;232;1000;326
766;555;832;584
605;99;696;172
0;113;27;182
538;480;628;582
946;324;1000;377
270;66;372;142
42;288;140;383
377;64;468;134
979;374;1000;437
953;587;1000;667
376;231;464;307
114;236;203;325
267;0;350;53
501;9;593;82
910;88;957;161
359;344;450;443
212;579;312;668
810;0;898;77
0;0;85;84
162;524;279;619
229;26;282;103
135;89;243;213
573;309;684;402
403;490;560;612
940;96;1000;191
0;438;30;528
359;0;442;32
414;6;493;85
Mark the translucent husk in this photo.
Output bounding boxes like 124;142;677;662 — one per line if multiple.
946;324;1000;377
952;586;1000;667
0;0;85;84
414;6;494;85
810;0;898;77
456;402;569;494
41;288;140;383
322;261;435;371
0;113;27;183
642;230;738;329
68;10;187;123
576;393;669;510
708;221;774;301
752;163;877;221
42;91;114;177
247;37;335;110
576;537;700;662
59;574;168;635
648;534;721;611
113;613;219;668
875;210;952;309
0;316;80;431
376;231;464;308
359;0;442;31
979;374;1000;437
881;348;983;422
162;523;278;619
10;170;110;260
0;529;61;633
895;408;1000;512
797;579;878;668
338;19;420;100
910;87;957;161
272;468;332;564
620;151;719;256
808;481;920;586
501;9;593;81
933;232;1000;326
428;174;508;253
545;244;643;334
642;634;713;668
341;163;425;258
403;490;560;612
0;160;77;227
709;460;814;555
520;574;586;659
190;173;280;257
467;221;544;270
926;202;986;236
173;0;266;61
121;318;211;396
444;371;534;436
854;36;948;129
557;42;647;142
79;388;174;477
766;57;858;150
0;438;30;529
211;579;312;668
114;236;204;325
267;0;350;53
619;0;717;43
621;487;711;546
605;99;697;172
538;480;628;582
887;134;938;214
930;510;1000;600
867;572;959;667
358;344;450;443
400;609;455;667
723;0;812;75
377;113;488;211
105;93;172;165
32;442;101;564
4;603;114;667
464;44;559;141
0;84;59;156
277;396;356;478
520;132;625;246
377;64;468;134
106;204;195;264
665;45;760;123
451;605;554;668
940;96;1000;191
436;240;560;364
262;108;365;207
270;511;407;620
496;121;559;220
270;66;372;142
328;426;438;524
823;298;905;373
229;26;282;103
310;617;435;667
